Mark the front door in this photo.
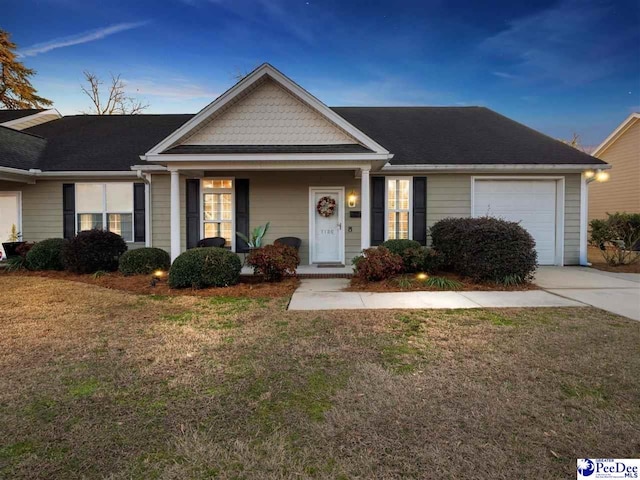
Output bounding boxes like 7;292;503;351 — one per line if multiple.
309;187;344;264
0;192;21;259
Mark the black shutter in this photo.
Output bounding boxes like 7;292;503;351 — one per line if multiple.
186;179;200;249
133;183;145;243
413;177;427;245
370;176;385;246
62;183;75;240
235;179;250;253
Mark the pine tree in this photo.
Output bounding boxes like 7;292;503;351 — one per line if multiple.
0;30;53;109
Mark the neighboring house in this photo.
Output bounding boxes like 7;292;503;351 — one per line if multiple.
589;112;640;221
0;64;608;265
0;108;61;131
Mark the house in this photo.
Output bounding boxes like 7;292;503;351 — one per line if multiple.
0;108;61;131
589;112;639;221
0;64;609;266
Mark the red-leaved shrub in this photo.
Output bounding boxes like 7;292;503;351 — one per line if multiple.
352;247;404;281
246;244;300;282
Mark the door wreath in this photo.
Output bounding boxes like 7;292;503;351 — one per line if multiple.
316;196;336;217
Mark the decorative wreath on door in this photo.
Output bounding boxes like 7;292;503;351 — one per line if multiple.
316;196;337;217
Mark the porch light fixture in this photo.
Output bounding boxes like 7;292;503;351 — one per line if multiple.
347;191;358;208
585;169;610;184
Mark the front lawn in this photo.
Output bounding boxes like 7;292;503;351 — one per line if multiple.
1;276;639;479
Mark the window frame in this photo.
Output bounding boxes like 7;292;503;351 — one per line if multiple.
384;176;413;241
75;182;135;242
200;177;236;252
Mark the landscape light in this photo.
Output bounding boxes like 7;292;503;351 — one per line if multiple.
416;272;428;281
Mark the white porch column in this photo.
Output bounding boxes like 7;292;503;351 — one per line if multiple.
360;168;371;250
170;169;181;262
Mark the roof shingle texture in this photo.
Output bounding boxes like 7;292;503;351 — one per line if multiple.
0;126;46;170
0;109;46;123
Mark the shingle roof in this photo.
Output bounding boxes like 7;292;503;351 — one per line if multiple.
0;109;46;123
0;107;605;172
25;114;193;171
331;106;606;165
0;126;46;170
164;144;372;154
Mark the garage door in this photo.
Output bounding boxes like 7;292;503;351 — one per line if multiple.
473;180;558;265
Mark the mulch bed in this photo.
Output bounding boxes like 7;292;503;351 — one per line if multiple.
347;272;538;292
1;270;298;298
587;246;640;274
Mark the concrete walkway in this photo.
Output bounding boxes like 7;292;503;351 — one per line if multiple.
534;266;640;321
288;278;583;311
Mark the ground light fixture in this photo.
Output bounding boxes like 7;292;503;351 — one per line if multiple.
416;272;428;281
150;269;167;287
585;169;610;184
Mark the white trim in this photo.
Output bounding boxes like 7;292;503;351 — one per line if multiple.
0;109;62;129
200;177;236;252
36;171;140;178
382;163;610;172
0;191;23;243
592;112;640;157
141;161;380;172
309;186;346;264
579;173;589;265
145;64;389;156
470;176;565;266
170;170;181;262
142;153;391;162
360;169;371;250
384;176;413;241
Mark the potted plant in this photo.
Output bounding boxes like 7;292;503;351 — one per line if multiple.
237;222;270;250
2;224;25;259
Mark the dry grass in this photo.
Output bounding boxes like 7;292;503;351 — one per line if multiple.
588;246;640;273
1;276;639;479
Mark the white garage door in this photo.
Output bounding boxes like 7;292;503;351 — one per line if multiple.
473;180;558;265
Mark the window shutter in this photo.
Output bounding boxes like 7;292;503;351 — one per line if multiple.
412;177;427;245
235;179;250;253
186;179;200;249
62;183;75;239
370;176;385;246
133;183;146;243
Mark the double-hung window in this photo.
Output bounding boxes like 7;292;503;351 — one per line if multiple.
202;179;234;248
386;177;412;240
76;183;134;242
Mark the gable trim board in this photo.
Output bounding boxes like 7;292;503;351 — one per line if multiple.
592;113;640;157
0;109;61;130
145;64;390;157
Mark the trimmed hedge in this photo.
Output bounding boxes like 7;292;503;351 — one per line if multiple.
380;239;421;256
62;229;128;274
430;217;537;283
26;238;67;271
119;247;171;276
352;247;404;281
246;244;300;282
168;247;241;289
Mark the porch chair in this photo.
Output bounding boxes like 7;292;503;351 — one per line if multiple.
274;237;302;251
196;237;227;248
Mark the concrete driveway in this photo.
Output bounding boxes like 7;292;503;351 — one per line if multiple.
535;267;640;321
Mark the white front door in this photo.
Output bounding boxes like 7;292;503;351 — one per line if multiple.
0;192;21;259
309;188;345;264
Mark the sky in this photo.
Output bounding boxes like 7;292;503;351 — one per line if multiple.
4;0;640;146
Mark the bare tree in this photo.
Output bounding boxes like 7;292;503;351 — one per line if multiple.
80;71;149;115
559;132;588;152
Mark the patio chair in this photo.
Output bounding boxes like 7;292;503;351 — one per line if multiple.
196;237;227;248
274;237;302;251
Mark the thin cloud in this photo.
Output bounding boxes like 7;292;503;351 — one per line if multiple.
123;78;219;101
19;21;150;57
492;71;518;79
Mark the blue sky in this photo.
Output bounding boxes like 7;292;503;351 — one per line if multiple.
4;0;639;146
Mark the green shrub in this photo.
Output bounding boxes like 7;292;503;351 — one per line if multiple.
422;276;463;290
589;212;640;265
62;229;127;274
400;246;443;273
119;248;171;276
380;239;421;256
430;217;537;283
26;238;67;271
246;244;300;282
352;247;404;282
168;247;241;289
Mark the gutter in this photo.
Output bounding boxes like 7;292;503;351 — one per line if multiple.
381;163;612;172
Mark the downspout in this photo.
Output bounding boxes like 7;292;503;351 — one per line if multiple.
137;170;152;247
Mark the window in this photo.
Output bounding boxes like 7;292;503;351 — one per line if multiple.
76;183;134;241
386;178;411;240
202;178;234;247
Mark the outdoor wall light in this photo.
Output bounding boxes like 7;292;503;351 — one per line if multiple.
347;191;358;208
585;169;610;184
